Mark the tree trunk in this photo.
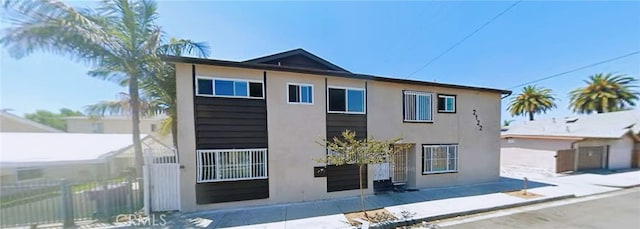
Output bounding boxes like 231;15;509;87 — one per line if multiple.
129;74;144;178
170;108;178;150
359;164;368;219
528;112;534;121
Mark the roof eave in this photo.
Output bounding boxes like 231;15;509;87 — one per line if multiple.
162;55;511;95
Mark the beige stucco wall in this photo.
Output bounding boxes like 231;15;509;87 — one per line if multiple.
66;118;163;134
367;81;502;188
175;63;505;211
500;138;574;173
575;136;635;169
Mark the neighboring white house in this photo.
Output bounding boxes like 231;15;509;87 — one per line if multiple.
0;111;63;133
63;116;173;146
64;116;165;134
501;110;640;174
0;132;173;184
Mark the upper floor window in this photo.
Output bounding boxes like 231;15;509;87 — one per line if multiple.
196;76;264;99
404;91;432;122
438;94;456;113
328;87;365;114
288;83;313;104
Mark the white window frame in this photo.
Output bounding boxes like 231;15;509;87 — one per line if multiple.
287;83;314;105
196;148;268;183
422;144;458;174
195;76;265;99
404;91;433;122
438;94;456;113
327;86;366;114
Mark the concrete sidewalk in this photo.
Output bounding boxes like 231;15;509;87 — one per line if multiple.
165;177;569;228
157;170;640;228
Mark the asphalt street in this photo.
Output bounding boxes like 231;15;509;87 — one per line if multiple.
443;189;640;229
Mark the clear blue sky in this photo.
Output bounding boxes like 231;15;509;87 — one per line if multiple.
1;1;639;122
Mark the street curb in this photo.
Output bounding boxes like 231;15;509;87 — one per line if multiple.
370;194;576;229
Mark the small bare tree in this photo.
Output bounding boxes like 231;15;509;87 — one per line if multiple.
316;130;409;219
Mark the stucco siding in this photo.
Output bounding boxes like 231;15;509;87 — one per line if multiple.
176;63;504;211
367;81;502;188
500;138;573;173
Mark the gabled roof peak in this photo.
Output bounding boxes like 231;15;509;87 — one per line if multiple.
244;48;350;73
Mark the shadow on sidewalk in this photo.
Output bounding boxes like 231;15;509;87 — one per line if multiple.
564;168;639;176
164;177;553;228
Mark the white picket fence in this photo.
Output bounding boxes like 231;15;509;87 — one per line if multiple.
143;149;180;213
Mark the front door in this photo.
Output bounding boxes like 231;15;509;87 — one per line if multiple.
390;145;409;184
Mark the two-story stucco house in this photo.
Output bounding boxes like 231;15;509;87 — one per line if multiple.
164;49;510;212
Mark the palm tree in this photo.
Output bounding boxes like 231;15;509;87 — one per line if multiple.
569;73;639;114
85;38;209;148
1;0;207;176
507;85;557;121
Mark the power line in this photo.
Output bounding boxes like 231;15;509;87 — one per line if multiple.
406;0;523;79
507;50;640;90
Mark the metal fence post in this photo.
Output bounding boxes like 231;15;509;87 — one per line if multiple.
61;179;75;227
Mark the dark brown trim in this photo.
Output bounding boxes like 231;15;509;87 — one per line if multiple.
244;48;351;73
437;94;457;114
162;55;511;95
403;121;434;124
196;179;269;204
421;143;460;176
192;64;198;183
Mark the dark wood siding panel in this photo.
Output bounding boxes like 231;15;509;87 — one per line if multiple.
196;179;269;204
326;165;367;192
194;96;267;149
263;54;331;71
326;113;367;192
326;113;367;140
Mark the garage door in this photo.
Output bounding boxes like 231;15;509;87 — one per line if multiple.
577;146;607;170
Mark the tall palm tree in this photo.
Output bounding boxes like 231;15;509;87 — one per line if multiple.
569;73;639;114
85;38;209;148
507;85;557;121
1;0;207;175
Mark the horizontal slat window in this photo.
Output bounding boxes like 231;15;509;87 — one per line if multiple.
423;144;458;174
404;91;433;122
197;148;268;182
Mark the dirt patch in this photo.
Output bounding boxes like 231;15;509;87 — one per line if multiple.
504;190;544;199
344;208;397;226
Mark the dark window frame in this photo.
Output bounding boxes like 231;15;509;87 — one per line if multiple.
421;143;459;175
287;83;314;104
195;76;264;99
437;94;456;113
403;90;434;123
327;86;366;114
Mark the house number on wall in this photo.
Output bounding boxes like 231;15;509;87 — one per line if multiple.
473;109;483;131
